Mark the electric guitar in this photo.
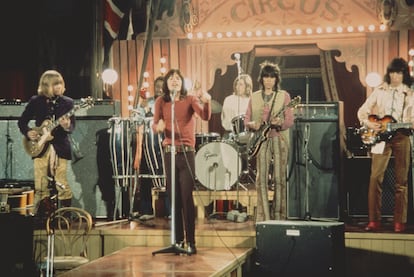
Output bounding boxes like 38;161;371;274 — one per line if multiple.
23;97;94;158
359;114;412;145
247;96;301;160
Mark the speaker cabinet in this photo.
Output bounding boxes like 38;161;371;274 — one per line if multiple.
255;220;345;276
345;156;414;218
0;103;116;218
288;119;341;220
0;213;35;276
0;119;34;180
69;117;112;217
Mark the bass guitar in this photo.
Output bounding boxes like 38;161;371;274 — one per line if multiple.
247;96;301;160
359;114;412;145
23;97;94;158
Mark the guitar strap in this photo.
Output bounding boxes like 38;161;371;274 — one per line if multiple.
265;90;278;124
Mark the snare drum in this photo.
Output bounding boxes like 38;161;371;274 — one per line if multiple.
141;117;165;188
195;141;242;190
108;117;133;184
195;133;220;150
231;115;250;144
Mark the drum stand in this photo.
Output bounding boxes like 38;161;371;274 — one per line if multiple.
228;142;250;218
208;162;227;219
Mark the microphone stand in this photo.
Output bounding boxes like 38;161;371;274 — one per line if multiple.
303;76;312;220
153;91;187;255
5;120;14;180
233;53;243;212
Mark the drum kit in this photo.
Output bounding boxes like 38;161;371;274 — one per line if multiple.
106;112;255;219
195;114;255;191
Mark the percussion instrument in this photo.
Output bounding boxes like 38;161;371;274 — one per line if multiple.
108;117;133;184
0;187;34;215
141;117;165;189
195;141;242;190
231;114;250;144
195;132;220;150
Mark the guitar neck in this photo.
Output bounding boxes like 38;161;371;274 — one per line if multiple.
386;122;412;131
47;107;78;132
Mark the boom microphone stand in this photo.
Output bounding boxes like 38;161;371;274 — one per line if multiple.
153;90;187;255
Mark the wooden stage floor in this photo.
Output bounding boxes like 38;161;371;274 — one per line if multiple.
60;246;252;277
44;215;414;277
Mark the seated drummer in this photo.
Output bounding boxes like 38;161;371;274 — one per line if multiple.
221;74;253;140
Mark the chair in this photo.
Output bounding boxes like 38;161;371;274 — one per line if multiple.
44;207;93;276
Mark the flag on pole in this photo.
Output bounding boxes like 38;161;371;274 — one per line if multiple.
103;0;132;67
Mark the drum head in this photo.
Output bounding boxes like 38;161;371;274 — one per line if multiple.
195;141;241;190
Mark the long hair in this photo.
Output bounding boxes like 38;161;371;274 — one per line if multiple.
37;70;65;98
384;57;412;87
257;61;281;91
162;69;187;102
233;74;253;97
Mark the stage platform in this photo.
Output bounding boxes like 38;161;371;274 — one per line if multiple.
59;246;252;277
30;216;414;276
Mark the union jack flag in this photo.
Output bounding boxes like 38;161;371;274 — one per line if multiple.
103;0;132;67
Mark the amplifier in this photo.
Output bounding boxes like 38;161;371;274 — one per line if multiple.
294;102;341;121
255;220;345;276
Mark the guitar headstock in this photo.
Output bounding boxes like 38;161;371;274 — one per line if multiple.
288;96;301;108
79;96;95;110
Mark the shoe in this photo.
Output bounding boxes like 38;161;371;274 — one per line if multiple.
365;221;381;231
394;222;406;233
175;241;185;248
139;214;155;221
187;243;197;255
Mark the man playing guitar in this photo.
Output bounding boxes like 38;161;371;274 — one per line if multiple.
357;57;414;233
18;70;75;219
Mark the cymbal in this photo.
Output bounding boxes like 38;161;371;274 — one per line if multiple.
211;99;222;114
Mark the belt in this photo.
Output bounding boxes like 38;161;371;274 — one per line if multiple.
164;145;194;153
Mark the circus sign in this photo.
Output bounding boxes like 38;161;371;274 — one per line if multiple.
195;0;379;33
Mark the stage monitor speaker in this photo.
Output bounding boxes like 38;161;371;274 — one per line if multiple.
288;118;341;220
255;220;345;276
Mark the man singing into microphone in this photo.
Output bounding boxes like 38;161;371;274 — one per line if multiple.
152;69;211;255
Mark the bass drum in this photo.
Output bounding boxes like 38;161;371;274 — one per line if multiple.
195;141;241;190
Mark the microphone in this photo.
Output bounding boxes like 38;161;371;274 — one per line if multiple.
234;53;242;75
171;89;177;100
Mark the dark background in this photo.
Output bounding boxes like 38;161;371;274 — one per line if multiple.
0;0;94;101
